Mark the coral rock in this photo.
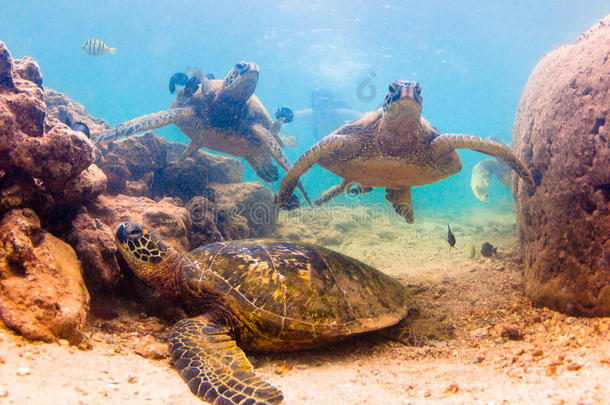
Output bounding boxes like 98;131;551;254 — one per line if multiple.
512;16;610;316
13;56;43;88
0;42;14;88
211;182;277;237
54;164;107;207
88;194;191;252
0;209;89;344
66;210;120;293
45;88;110;136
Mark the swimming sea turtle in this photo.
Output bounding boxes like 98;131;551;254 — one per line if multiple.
114;221;413;404
470;137;512;202
278;80;534;222
95;62;310;204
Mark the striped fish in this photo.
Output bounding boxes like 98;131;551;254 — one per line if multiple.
81;38;116;56
280;135;298;148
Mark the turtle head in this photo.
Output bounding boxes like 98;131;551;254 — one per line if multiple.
222;61;259;102
115;222;172;286
382;80;423;123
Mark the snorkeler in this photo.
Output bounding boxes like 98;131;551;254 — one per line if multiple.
287;87;363;143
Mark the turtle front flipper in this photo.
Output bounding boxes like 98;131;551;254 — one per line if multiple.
251;124;312;206
169;318;283;405
245;154;280;183
385;187;414;223
430;134;535;186
94;107;194;142
278;134;358;209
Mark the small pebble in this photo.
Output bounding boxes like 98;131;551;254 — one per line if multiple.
127;375;138;384
58;339;69;347
0;388;8;398
470;327;489;339
500;324;524;340
444;383;459;394
566;362;582;371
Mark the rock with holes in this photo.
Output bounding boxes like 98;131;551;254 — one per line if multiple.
45;88;110;136
512;15;610;316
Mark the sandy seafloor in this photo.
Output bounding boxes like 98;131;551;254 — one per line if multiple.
1;204;609;404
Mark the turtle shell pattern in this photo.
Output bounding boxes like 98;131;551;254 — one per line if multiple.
184;239;412;351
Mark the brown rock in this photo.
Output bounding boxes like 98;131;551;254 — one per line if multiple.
103;132;167;180
186;196;249;248
211;182;277;237
512;16;610;316
134;334;168;359
153;142;242;200
54;164;107;207
88;194;190;252
0;41;96;193
65;210;120;292
500;324;524;341
44;88;110;136
0;42;14;88
0;209;89;344
0;171;54;218
12;56;43;88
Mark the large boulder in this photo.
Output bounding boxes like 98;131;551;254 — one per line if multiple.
0;209;90;344
512;16;610;316
211;182;277;237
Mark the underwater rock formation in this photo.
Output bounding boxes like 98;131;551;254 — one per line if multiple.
0;209;89;344
65;210;120;293
88;194;191;253
97;132;243;200
0;41;105;218
512;16;610;316
45;88;110;135
186;195;249;248
211;181;277;236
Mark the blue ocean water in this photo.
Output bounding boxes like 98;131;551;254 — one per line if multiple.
2;0;608;217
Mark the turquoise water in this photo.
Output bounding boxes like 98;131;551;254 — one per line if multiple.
2;1;608;216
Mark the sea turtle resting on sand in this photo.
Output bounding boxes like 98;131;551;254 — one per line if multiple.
470;137;512;202
95;62;310;204
115;221;413;404
278;80;534;222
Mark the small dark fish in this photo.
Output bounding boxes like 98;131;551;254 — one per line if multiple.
481;242;497;257
446;225;456;248
81;38;115;56
71;121;90;138
204;73;215;80
183;75;201;97
169;72;188;94
275;107;294;123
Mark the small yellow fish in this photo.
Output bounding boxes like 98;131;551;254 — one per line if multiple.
81;38;116;56
280;135;298;148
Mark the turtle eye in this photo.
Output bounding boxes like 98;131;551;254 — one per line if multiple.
388;85;396;93
127;228;142;239
236;62;245;69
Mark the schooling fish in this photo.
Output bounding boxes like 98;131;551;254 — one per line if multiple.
447;225;456;248
81;38;116;56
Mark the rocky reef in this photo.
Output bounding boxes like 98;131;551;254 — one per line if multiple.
0;41;278;343
512;16;610;316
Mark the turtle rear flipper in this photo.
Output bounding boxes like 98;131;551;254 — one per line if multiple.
169;318;283;405
94;107;194;142
430;134;535;186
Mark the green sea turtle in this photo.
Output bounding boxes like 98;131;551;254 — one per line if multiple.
114;221;413;404
278;80;534;222
95;62;310;204
470;137;512;202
